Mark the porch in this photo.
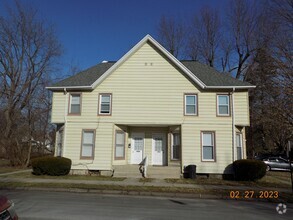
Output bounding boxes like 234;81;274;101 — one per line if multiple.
113;125;181;167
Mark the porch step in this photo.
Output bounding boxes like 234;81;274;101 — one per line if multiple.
113;165;181;179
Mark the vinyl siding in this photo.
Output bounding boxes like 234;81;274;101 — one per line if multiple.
234;91;250;126
64;122;113;170
51;42;251;173
51;92;66;123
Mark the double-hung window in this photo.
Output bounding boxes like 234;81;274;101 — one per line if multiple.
115;130;125;159
236;133;243;160
217;95;230;116
69;93;81;114
184;94;198;115
99;93;112;115
172;133;180;160
201;131;215;161
81;130;95;159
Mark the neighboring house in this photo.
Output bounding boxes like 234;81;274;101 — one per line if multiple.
47;35;255;177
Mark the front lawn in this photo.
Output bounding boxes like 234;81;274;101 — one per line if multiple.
2;171;125;181
166;171;292;189
0;159;24;174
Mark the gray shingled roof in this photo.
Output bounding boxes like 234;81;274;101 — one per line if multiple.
49;60;252;88
181;61;253;87
51;62;115;87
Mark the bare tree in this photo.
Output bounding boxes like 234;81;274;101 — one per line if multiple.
190;7;221;67
226;0;261;79
157;16;187;58
0;1;61;165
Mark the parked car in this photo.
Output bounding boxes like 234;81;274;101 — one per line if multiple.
0;196;18;220
263;157;293;171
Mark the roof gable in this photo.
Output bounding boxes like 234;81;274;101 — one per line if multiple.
47;35;255;91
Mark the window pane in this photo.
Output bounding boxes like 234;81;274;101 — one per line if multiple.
173;145;180;159
101;104;110;113
134;138;143;151
203;146;213;159
219;106;228;115
116;145;124;157
203;133;212;146
71;104;80;114
83;131;94;145
82;145;93;157
173;133;180;145
186;105;196;114
237;147;242;160
218;95;228;105
236;134;241;147
101;95;110;103
71;95;80;105
155;138;163;152
116;132;124;145
186;96;196;105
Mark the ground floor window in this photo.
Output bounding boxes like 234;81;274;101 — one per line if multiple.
172;133;180;160
236;133;243;160
201;131;215;161
115;130;125;159
81;130;95;159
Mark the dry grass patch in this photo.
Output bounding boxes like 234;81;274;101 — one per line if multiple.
166;171;292;189
3;171;125;181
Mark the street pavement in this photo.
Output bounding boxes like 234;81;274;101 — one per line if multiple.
1;190;291;220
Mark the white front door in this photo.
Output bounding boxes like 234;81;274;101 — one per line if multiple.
152;133;166;165
131;133;144;164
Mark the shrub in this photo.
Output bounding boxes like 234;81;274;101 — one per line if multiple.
32;156;71;176
233;159;266;181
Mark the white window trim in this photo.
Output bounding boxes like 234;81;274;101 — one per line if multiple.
98;93;112;115
217;95;230;116
171;133;180;160
185;94;198;115
201;132;215;162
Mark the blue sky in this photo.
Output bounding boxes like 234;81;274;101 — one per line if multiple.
0;0;228;76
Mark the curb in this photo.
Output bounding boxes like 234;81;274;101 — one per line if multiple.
0;186;223;200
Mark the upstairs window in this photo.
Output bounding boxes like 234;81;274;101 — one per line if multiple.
99;93;112;115
69;93;81;115
184;94;198;115
217;95;230;116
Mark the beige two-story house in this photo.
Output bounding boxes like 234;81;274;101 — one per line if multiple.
47;35;255;178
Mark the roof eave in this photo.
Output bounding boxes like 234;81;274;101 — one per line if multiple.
46;86;93;91
205;85;256;89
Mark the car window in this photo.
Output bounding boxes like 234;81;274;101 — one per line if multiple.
269;158;277;162
278;158;287;163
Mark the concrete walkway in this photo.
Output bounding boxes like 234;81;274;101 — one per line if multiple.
0;170;291;194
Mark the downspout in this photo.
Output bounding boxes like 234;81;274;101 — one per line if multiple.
232;87;235;162
62;88;68;157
